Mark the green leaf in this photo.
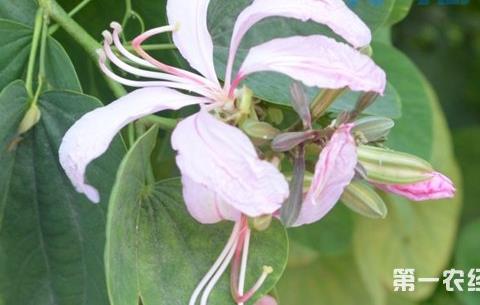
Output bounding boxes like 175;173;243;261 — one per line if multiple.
0;0;37;26
373;43;434;161
453;127;480;223
454;219;480;305
352;70;462;304
0;19;81;91
0;81;125;305
330;82;402;118
386;0;414;26
277;253;374;305
105;127;288;305
288;204;353;256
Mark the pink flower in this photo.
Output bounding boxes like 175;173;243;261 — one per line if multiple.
375;172;456;201
59;0;385;224
293;124;358;227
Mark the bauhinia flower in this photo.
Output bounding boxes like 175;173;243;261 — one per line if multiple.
291;124;455;227
58;0;386;303
293;124;358;227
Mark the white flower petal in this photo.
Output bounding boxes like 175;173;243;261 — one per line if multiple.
59;87;206;202
166;0;219;85
239;35;386;94
171;109;289;217
182;176;241;224
225;0;372;83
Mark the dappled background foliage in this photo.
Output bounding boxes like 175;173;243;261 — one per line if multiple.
0;1;478;305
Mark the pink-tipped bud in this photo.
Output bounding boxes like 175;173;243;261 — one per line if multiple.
376;171;455;201
254;296;278;305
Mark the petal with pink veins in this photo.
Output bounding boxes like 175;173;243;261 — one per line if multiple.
166;0;219;85
59;87;207;203
225;0;371;83
293;124;357;227
375;172;456;201
182;176;241;224
238;35;386;94
171;109;289;218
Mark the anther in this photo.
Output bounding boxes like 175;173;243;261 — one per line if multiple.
102;31;113;45
110;21;122;32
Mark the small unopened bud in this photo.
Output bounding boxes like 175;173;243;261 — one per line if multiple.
271;131;314;152
352;116;395;143
341;181;387;219
252;215;273;231
358;145;433;184
352;92;379;118
241;119;279;140
290;82;311;129
17;103;41;135
237;86;253;115
360;45;373;57
267;107;283;125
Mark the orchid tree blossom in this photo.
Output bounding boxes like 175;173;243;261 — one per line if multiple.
291;124;455;227
59;0;386;303
293;124;358;227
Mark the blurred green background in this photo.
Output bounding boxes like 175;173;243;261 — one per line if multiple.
395;3;479;304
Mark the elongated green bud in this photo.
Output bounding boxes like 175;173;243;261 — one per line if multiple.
352;116;395;143
17;103;41;135
341;181;387;219
241;118;279;140
357;145;433;184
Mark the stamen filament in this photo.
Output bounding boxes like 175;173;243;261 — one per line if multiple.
237;228;251;305
97;50;215;98
189;222;241;305
131;25;217;88
109;22;155;68
236;266;274;303
102;31;200;86
199;223;242;305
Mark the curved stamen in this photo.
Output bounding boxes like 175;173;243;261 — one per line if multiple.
110;22;155;69
236;266;274;303
189;222;241;305
200;233;239;305
97;50;216;98
237;228;251;305
102;31;201;86
131;25;217;88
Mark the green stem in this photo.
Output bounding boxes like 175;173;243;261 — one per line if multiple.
25;9;44;98
49;0;95;35
140;115;178;130
31;13;50;107
39;0;126;98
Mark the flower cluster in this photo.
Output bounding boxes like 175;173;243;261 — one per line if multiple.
58;0;455;304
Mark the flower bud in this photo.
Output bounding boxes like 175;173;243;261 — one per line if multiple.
271;131;314;152
252;214;273;231
17;103;41;135
290;82;311;129
352;116;395;143
358;145;433;184
341;181;387;219
241;118;279;140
